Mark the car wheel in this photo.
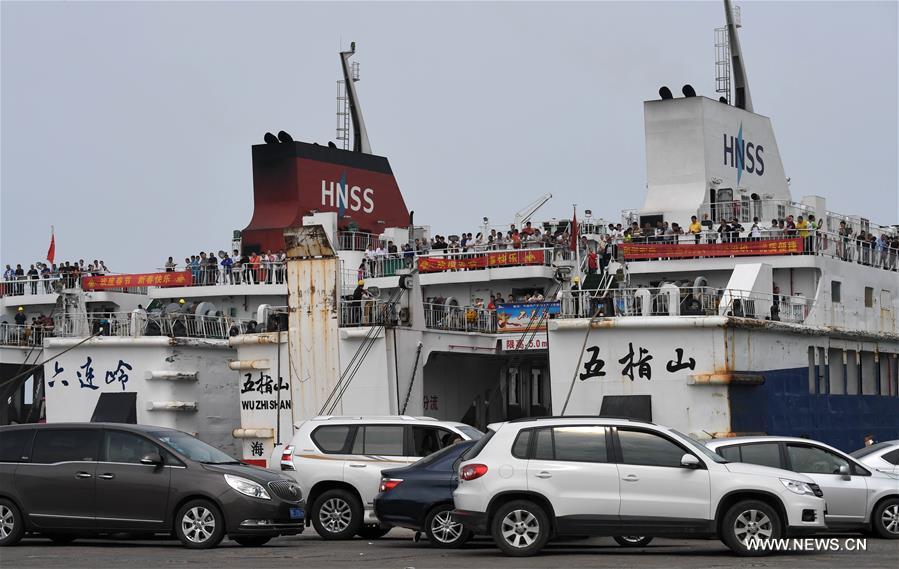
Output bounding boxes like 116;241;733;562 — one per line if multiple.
871;498;899;539
174;499;225;549
720;500;782;556
357;525;391;539
311;489;362;540
0;499;25;546
613;535;653;547
47;534;77;545
232;536;272;547
491;500;549;557
424;505;471;548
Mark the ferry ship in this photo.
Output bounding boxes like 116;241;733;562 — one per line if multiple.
1;1;896;465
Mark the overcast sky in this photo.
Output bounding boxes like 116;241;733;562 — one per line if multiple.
2;1;897;272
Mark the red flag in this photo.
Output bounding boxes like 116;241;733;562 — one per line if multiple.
569;207;578;252
47;227;56;264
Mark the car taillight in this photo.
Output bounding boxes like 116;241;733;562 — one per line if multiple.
280;445;295;471
379;478;403;493
460;464;488;481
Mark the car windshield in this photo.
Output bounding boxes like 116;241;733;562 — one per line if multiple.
150;430;239;464
850;442;893;459
671;429;728;463
416;440;476;468
456;426;485;440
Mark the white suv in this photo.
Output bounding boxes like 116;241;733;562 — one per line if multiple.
453;417;826;556
276;415;483;539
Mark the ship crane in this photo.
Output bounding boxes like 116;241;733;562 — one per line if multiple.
513;192;553;228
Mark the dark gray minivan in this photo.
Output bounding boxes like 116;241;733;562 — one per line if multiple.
0;423;304;548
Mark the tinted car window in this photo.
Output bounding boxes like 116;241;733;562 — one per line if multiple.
312;426;353;454
512;429;532;459
149;431;236;464
362;426;404;456
410;426;449;457
553;426;607;463
416;440;475;469
717;446;741;462
31;429;101;463
883;449;899;465
0;429;34;462
739;443;782;469
456;426;485;440
534;428;554;460
787;444;848;474
618;429;685;467
104;430;160;464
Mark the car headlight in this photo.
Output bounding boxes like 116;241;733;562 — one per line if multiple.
225;474;271;500
780;478;815;495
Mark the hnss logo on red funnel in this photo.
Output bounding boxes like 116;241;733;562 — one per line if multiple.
320;171;375;217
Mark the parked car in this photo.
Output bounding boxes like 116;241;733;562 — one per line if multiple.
374;440;476;547
453;417;826;557
0;423;304;548
706;436;899;539
276;415;483;540
851;440;899;475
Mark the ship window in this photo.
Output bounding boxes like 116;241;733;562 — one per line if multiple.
864;287;874;308
831;281;841;303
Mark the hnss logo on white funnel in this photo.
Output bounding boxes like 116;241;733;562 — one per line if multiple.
321;172;374;216
723;122;765;184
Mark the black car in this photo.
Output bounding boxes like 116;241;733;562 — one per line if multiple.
0;423;304;548
374;440;475;548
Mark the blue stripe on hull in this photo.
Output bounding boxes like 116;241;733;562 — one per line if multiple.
728;367;899;452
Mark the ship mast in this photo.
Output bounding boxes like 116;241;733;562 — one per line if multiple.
339;42;372;154
724;0;753;111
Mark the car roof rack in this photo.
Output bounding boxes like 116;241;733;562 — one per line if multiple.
507;415;655;425
311;415;438;422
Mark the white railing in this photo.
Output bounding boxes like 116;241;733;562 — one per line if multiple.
336;231;384;252
338;300;392;327
558;286;812;324
52;312;255;339
0;323;47;347
0;276;65;297
157;262;288;286
423;303;497;333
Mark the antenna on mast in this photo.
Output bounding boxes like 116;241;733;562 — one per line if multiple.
723;0;752;111
338;42;372;154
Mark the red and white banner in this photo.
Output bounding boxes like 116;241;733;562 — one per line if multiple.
81;270;193;290
417;250;546;273
620;238;804;260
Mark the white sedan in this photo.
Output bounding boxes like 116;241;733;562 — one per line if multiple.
852;440;899;476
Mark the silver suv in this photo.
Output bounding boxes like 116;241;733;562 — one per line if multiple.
453;417;826;556
707;436;899;539
276;416;482;539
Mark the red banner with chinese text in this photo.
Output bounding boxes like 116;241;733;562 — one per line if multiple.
417;250;546;273
620;238;804;260
81;271;193;290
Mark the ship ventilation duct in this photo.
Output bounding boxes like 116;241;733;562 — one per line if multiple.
682;84;696;97
263;132;279;144
277;130;294;143
658;86;673;100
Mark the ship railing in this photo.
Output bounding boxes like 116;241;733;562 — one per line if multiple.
153;262;288;287
0;323;48;347
0;275;66;297
338;300;392;327
52;311;255;339
358;254;412;279
697;199;815;227
336;231;384;252
617;229;898;271
423;303;497;333
557;286;811;324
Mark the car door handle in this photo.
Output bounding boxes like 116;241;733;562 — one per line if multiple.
535;471;552;479
98;473;115;480
349;463;367;468
622;474;639;482
74;471;92;479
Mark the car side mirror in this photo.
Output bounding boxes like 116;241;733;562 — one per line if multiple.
140;452;163;466
839;464;850;479
681;454;701;469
